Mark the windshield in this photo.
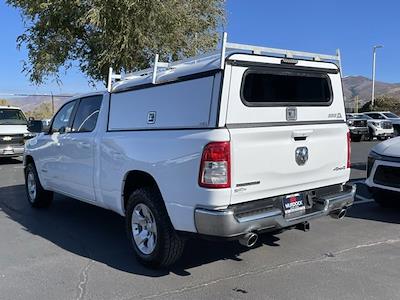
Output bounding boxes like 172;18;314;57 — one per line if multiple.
0;109;27;125
383;112;399;118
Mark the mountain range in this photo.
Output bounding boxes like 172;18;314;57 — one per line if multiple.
342;76;400;109
2;94;74;113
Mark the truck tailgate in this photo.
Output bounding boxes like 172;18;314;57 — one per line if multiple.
223;54;350;205
228;123;350;204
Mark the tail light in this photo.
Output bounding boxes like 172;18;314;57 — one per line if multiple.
199;142;231;188
347;131;351;168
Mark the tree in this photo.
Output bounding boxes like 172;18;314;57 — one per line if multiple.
7;0;225;85
360;95;400;114
0;99;10;106
25;102;53;120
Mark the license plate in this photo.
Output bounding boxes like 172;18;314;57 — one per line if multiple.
283;193;305;215
2;149;14;155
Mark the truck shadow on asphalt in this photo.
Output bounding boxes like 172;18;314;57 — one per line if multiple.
347;205;400;224
0;184;280;277
346;183;400;224
0;158;22;165
350;162;367;171
346;201;400;225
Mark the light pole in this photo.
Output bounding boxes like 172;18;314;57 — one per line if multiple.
51;91;54;116
371;45;383;107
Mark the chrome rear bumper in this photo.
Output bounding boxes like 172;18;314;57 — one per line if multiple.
349;127;368;134
194;184;356;237
0;146;24;157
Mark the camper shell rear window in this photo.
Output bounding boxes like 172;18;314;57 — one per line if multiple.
240;68;333;107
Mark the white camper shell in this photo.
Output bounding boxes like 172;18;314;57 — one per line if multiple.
105;35;352;208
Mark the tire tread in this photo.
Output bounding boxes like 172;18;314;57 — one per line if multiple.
25;163;53;208
125;186;185;268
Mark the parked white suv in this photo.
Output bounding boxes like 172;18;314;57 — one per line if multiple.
24;36;355;267
364;111;400;136
363;112;394;140
0;106;33;158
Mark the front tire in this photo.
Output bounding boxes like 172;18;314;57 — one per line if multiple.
125;187;185;268
25;163;53;208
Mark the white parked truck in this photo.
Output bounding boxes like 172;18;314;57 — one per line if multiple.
0;106;34;158
24;34;355;268
364;111;398;137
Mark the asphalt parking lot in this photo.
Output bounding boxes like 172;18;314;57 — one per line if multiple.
0;141;399;300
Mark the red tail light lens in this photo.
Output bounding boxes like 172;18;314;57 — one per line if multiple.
199;142;231;188
347;131;351;168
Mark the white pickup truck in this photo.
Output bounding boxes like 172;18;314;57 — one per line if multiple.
24;36;355;268
0;106;34;158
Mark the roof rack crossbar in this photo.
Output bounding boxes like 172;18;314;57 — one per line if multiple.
107;32;342;91
225;41;340;62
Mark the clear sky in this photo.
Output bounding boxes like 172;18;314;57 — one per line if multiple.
0;0;399;95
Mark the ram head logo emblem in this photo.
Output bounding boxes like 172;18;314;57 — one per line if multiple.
295;147;308;166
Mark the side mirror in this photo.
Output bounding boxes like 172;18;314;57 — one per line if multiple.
27;120;43;133
58;126;66;134
42;125;50;132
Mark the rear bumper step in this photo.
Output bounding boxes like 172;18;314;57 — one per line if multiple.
194;183;356;237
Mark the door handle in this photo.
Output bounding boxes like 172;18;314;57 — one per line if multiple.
78;142;91;149
292;130;314;140
110;150;123;160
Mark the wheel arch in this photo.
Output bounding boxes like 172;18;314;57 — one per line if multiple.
23;155;47;188
24;154;34;167
121;170;166;215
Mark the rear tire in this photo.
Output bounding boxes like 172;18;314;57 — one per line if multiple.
24;163;53;208
125;187;185;268
351;135;362;142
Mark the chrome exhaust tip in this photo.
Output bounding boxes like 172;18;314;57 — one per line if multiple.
330;208;347;220
238;233;258;247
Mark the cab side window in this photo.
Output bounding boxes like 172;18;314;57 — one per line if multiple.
72;96;103;133
51;101;77;134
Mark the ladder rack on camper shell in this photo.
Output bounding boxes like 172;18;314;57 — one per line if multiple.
107;32;342;92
